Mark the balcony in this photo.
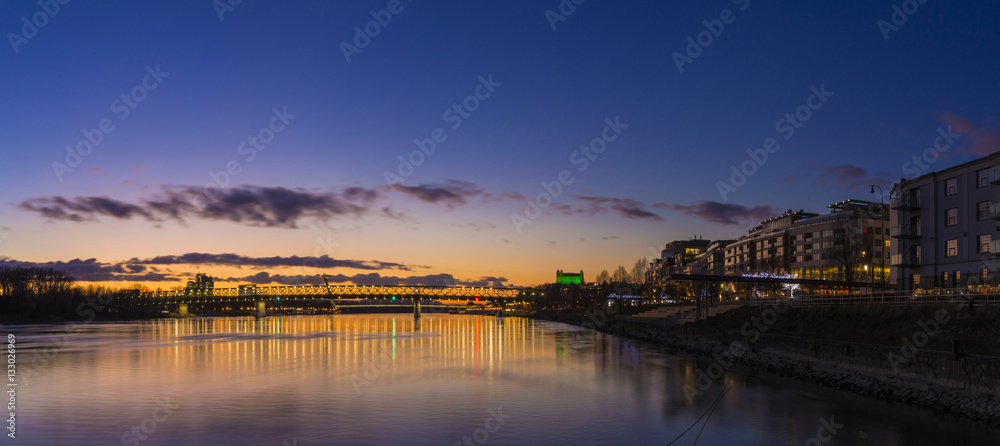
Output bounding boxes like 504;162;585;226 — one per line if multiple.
890;223;921;239
890;192;920;211
992;240;1000;255
988;167;1000;185
990;203;1000;220
891;253;920;267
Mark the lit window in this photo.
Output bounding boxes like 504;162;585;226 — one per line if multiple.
945;178;958;196
946;239;958;257
979;169;991;188
978;201;991;221
945;208;958;226
979;234;991;254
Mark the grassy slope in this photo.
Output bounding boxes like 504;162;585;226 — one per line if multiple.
690;303;1000;357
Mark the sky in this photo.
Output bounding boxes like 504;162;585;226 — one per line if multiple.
2;0;1000;288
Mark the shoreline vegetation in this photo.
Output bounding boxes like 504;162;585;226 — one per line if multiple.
0;266;159;323
529;304;1000;428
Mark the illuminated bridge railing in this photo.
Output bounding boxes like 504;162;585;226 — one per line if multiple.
135;285;527;304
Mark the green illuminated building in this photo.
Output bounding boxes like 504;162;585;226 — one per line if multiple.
556;270;584;285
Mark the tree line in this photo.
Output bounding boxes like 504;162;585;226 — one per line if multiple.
594;257;649;288
0;266;154;322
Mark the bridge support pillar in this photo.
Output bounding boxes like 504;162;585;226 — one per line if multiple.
256;300;266;318
178;303;188;317
413;298;421;318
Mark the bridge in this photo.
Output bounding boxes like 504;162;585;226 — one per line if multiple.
132;284;533;317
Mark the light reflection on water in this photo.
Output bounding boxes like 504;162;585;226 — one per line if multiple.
6;315;1000;445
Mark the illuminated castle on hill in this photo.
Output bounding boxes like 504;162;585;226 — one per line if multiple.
555;270;584;285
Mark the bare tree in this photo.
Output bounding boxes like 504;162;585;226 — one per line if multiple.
630;257;648;286
830;217;870;293
611;265;628;284
595;270;610;284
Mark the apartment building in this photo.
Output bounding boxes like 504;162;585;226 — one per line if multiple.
724;200;889;289
891;152;1000;292
647;238;713;284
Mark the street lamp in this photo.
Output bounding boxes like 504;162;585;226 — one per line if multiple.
870;185;886;297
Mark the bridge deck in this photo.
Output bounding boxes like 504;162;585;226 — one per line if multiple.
137;284;525;304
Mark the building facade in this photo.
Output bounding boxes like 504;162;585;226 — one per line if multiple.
186;273;214;295
648;238;713;284
724;200;889;290
891;152;1000;292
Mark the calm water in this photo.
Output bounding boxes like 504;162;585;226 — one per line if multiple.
5;315;1000;445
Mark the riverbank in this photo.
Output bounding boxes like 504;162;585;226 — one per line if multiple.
531;305;1000;428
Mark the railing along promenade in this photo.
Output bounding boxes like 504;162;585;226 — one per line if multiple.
750;288;1000;307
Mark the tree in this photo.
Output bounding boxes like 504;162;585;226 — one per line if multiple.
830;217;871;293
611;265;628;284
595;270;610;284
630;257;648;286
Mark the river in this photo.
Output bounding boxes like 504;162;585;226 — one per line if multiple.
5;314;999;445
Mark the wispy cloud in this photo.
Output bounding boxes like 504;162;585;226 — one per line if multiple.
936;113;1000;157
0;257;172;282
19;185;388;228
0;251;424;283
450;222;496;231
653;201;773;225
809;163;893;191
568;196;664;221
392;180;486;208
129;253;419;271
224;271;508;287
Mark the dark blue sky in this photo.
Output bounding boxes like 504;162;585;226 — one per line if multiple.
2;0;999;286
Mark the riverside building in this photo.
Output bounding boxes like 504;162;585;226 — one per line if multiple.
723;200;889;293
890;152;1000;293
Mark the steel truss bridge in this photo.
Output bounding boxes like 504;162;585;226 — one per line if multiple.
137;284;527;305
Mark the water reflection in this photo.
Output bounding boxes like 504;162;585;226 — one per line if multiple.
7;315;1000;445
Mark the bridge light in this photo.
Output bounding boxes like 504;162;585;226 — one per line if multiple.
391;295;396;300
